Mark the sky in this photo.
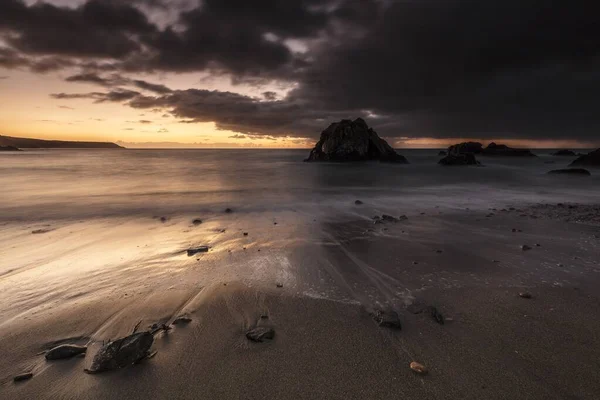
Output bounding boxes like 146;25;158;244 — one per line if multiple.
1;0;599;148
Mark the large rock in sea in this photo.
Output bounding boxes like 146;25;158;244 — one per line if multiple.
447;142;536;157
305;118;408;163
439;153;480;166
552;149;576;156
482;142;536;157
569;148;600;167
547;168;591;176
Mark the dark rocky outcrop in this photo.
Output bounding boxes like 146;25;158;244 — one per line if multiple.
482;142;536;157
447;141;536;157
305;118;408;163
439;153;480;166
0;145;21;151
447;142;483;155
548;168;591;176
552;149;576;156
45;344;87;360
0;135;122;149
569;148;600;167
84;332;154;374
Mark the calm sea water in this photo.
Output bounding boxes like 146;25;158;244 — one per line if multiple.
1;149;598;221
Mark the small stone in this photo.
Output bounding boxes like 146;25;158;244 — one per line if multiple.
410;361;428;375
512;228;517;232
14;373;33;382
412;261;418;265
246;327;275;342
243;232;248;236
276;283;283;288
355;200;363;205
160;217;168;223
429;307;445;325
45;344;87;360
557;263;564;267
225;208;233;213
187;246;209;256
493;260;500;263
32;229;52;234
260;315;269;319
519;291;532;299
436;250;443;254
372;309;402;329
192;219;202;225
521;245;532;251
535;243;541;247
172;316;192;325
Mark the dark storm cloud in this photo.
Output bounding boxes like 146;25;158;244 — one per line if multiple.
3;0;596;141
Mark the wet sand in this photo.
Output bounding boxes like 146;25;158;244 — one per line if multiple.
1;204;600;399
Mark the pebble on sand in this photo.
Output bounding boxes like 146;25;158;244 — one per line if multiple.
13;373;33;382
372;309;402;329
246;327;275;342
519;291;532;299
225;208;233;213
521;245;532;251
355;200;364;205
45;344;87;360
410;361;428;375
187;246;209;256
172;316;192;325
243;232;248;236
192;219;202;225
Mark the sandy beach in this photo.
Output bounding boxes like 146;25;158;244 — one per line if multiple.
2;197;599;399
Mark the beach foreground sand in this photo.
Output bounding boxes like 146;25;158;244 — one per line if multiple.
1;204;600;399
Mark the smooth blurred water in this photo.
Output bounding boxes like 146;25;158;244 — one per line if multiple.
1;148;598;221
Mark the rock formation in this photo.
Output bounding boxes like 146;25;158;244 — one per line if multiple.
552;149;576;156
569;148;600;167
447;142;536;157
305;118;408;163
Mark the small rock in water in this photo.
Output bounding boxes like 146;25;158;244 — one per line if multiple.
372;309;402;329
243;232;248;236
246;327;275;342
429;307;445;325
187;246;209;256
13;373;33;382
276;283;283;288
172;316;192;325
355;200;364;205
192;219;202;225
410;361;428;375
225;208;233;213
521;245;532;251
519;291;532;299
84;331;154;374
381;214;399;223
45;344;87;360
412;261;418;265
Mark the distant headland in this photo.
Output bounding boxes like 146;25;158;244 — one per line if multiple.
0;135;123;150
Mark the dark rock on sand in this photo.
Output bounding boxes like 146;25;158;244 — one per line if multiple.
172;316;192;325
410;361;428;375
548;168;591;176
0;145;22;151
45;344;87;360
355;200;364;205
519;291;532;299
85;331;154;374
569;148;600;167
192;219;203;225
13;372;33;382
304;118;408;163
187;246;209;256
521;245;532;251
372;309;402;329
225;208;233;213
246;327;275;342
552;149;576;156
31;229;52;234
429;307;445;325
438;153;480;166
